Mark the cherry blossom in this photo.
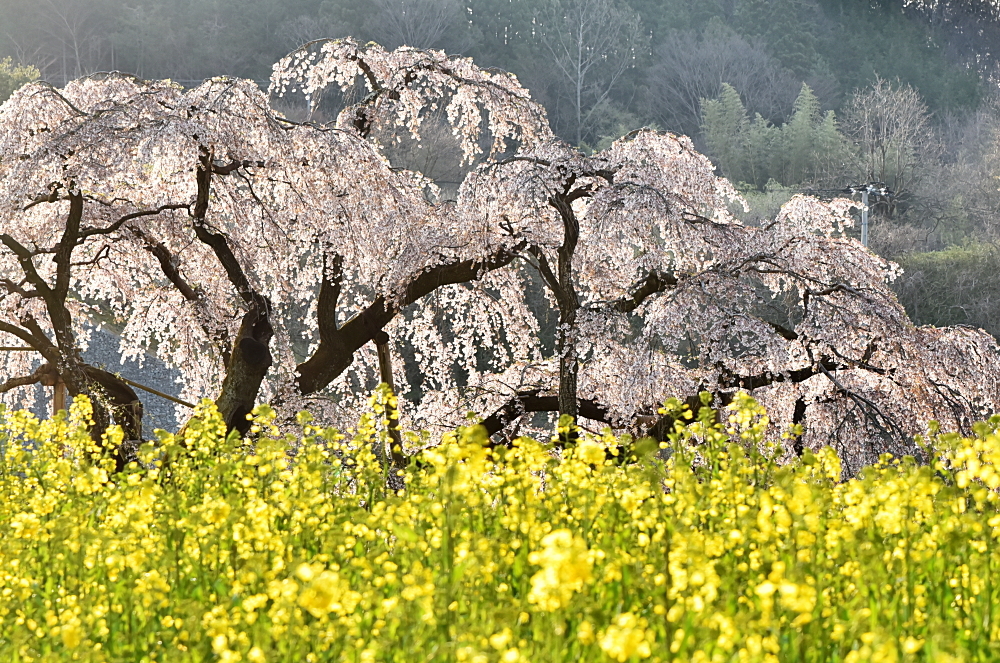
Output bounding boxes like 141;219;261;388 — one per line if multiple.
0;42;996;477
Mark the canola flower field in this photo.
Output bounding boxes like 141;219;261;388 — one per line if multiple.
0;391;999;663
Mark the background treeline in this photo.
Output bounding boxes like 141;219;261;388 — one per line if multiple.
4;0;1000;335
0;0;989;142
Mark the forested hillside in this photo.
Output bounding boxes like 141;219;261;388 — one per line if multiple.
0;0;989;137
3;0;1000;335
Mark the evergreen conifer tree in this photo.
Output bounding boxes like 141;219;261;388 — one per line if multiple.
783;83;821;183
700;83;750;184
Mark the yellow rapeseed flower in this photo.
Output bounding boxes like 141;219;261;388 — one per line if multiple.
297;568;361;618
599;613;652;662
527;529;592;611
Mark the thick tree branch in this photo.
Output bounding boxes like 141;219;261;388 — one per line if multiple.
187;149;273;434
79;203;190;239
718;358;843;392
191;155;262;308
211;159;249;175
129;225;233;363
1;316;60;369
0;364;52;394
551;185;583;426
317;253;344;340
0;278;40;299
53;191;83;300
131;227;200;302
526;245;561;298
297;242;526;395
765;320;799;341
0;234;51;296
600;270;679;314
495;156;616;184
817;362;909;443
15;316;57;354
477;357;860;445
479;390;613;439
22;184;63;211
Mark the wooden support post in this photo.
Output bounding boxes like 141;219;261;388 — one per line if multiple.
373;330;407;471
53;379;66;414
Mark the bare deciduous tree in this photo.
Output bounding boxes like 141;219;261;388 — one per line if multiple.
535;0;646;146
366;0;465;51
646;22;800;137
277;15;347;51
27;0;111;85
843;77;939;213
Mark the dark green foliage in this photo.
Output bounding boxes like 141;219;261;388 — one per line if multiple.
736;0;819;77
893;243;1000;339
812;0;981;115
701;83;751;183
700;82;852;189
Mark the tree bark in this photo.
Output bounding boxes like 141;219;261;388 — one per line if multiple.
192;152;276;436
213;304;274;435
549;188;583;427
480;390;612;439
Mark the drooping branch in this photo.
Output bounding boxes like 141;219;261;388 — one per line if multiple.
802;283;862;316
0;363;54;394
817;362;909;445
272;38;552;155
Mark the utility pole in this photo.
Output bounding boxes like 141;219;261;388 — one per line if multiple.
861;188;869;248
845;183;892;249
